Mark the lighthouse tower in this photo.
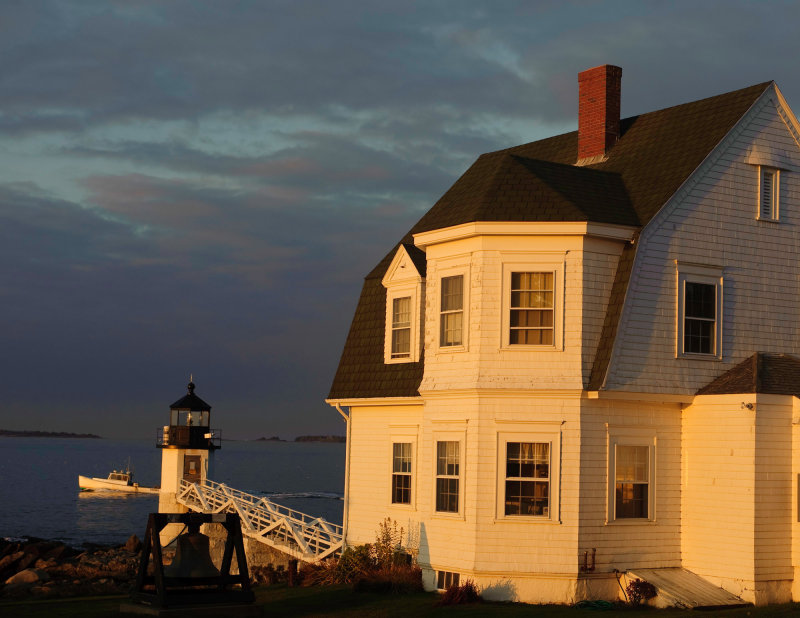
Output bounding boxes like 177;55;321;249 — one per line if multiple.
157;379;220;515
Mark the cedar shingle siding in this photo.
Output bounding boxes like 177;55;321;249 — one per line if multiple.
329;82;771;400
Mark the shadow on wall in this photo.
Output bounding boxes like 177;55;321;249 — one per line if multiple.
481;579;518;602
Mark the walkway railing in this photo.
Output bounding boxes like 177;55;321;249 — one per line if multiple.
176;478;343;563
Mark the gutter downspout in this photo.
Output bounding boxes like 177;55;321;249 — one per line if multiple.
334;403;351;549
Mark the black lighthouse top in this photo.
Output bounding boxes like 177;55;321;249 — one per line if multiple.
157;380;220;449
170;381;212;412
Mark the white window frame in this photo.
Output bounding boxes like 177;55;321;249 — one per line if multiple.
383;283;422;364
433;432;465;518
757;166;780;222
501;256;565;350
390;441;414;506
607;427;656;524
676;262;723;359
436;265;469;352
496;427;561;522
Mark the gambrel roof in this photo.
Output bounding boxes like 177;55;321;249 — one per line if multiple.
329;81;772;400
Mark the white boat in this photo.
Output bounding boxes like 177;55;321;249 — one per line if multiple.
78;467;160;494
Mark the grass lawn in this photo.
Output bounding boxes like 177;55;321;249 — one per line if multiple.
1;585;799;617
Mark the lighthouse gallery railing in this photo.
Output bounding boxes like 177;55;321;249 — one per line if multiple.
176;478;343;562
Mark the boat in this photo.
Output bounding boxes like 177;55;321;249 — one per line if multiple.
78;464;160;494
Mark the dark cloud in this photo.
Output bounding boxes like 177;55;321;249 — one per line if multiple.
2;0;800;438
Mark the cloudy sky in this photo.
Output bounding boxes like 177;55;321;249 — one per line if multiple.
2;0;800;439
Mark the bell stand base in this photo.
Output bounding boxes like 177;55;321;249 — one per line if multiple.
128;512;255;611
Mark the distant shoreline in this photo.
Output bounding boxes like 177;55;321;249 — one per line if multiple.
255;435;346;443
0;429;102;439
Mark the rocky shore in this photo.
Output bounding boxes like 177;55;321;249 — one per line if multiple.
0;535;142;599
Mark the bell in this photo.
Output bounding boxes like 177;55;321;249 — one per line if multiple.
165;522;220;578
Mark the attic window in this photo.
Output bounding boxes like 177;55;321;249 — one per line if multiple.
758;167;779;221
382;246;424;364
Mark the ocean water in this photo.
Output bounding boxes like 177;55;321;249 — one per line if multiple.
0;437;344;547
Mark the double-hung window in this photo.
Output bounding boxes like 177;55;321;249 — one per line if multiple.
509;271;554;345
391;442;412;504
440;275;463;347
504;442;550;517
435;441;460;513
677;264;723;358
614;445;649;518
390;297;411;359
683;282;716;355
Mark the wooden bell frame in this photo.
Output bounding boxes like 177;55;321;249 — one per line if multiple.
131;512;254;609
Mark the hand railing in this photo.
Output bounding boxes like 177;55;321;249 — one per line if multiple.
176;478;343;562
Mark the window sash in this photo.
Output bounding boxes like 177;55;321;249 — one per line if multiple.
391;296;411;358
440;276;464;347
435;441;460;513
683;282;716;354
504;442;550;516
615;445;649;519
510;272;554;345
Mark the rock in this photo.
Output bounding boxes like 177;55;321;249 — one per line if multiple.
124;535;142;553
5;568;49;586
42;544;67;562
0;551;24;572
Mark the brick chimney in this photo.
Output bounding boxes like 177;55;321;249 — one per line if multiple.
578;65;622;163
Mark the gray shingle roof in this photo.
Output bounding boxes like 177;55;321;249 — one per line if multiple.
329;81;772;400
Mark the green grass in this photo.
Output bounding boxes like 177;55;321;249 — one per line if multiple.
1;585;799;617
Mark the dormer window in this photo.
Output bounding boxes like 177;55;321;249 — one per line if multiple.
391;297;411;359
382;245;425;364
759;166;779;221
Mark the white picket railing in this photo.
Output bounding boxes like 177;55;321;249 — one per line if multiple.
176;478;343;563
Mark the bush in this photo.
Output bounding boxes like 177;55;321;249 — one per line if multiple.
302;518;422;594
626;578;657;606
437;579;481;606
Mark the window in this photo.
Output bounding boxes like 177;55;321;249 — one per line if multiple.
504;442;550;517
684;282;716;354
435;441;459;513
607;428;656;522
382;245;424;364
614;445;649;518
759;167;779;221
436;571;460;590
510;271;554;345
391;297;411;359
677;264;723;358
391;442;412;504
440;275;463;347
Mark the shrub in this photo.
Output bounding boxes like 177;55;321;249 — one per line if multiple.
437;579;481;606
302;518;422;594
626;578;657;606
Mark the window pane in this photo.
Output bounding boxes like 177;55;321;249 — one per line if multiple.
440;312;462;346
505;442;550;516
615;483;648;518
392;474;410;504
436;478;459;512
685;282;715;319
392;297;411;327
510;272;555;345
393;442;411;473
391;328;410;357
441;276;463;311
616;446;648;482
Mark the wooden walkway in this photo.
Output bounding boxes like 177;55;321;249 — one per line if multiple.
176;478;343;563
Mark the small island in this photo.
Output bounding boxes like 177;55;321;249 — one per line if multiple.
0;429;102;439
254;436;286;442
294;435;346;443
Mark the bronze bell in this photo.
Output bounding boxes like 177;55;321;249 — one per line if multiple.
165;522;220;578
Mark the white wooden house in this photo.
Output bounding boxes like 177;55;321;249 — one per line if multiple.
327;65;800;606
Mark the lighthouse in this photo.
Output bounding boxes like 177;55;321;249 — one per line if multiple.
157;379;220;516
